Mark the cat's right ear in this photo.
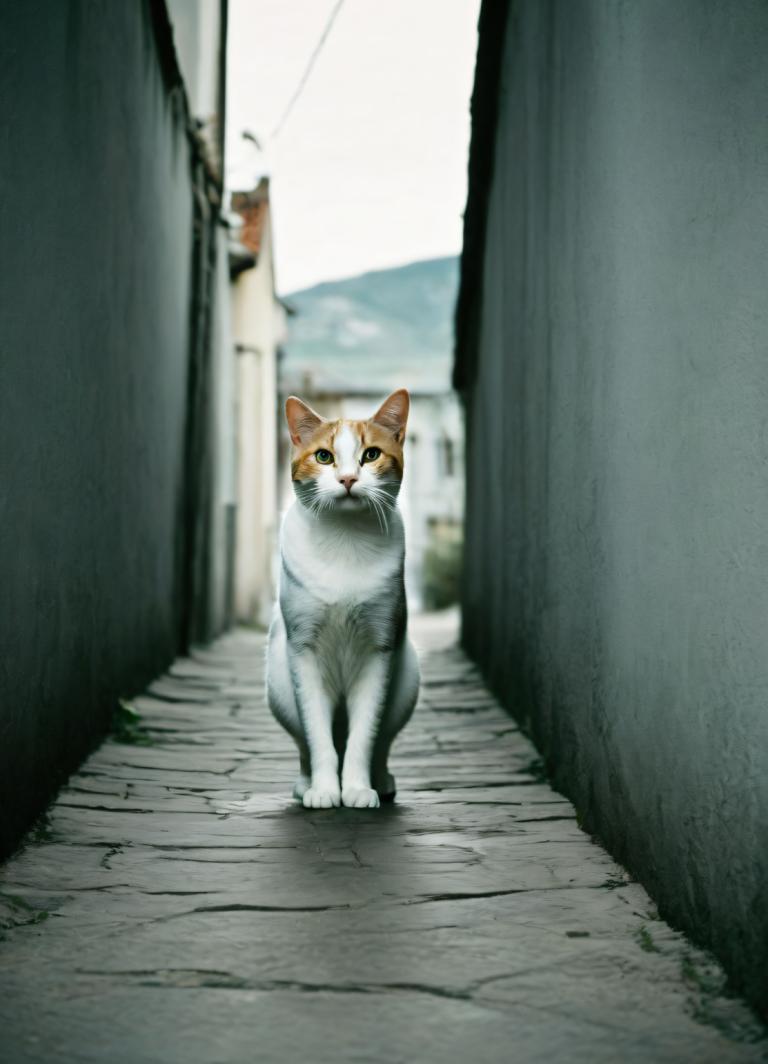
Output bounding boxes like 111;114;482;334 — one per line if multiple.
285;396;325;446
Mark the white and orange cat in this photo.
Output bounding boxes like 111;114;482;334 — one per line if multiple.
266;389;419;809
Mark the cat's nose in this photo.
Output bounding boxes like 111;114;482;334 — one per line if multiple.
339;475;358;494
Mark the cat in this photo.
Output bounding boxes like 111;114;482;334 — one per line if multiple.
266;388;420;809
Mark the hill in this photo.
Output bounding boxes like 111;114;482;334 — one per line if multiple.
281;256;458;396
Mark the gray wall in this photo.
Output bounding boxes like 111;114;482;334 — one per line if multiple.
457;0;768;1014
0;1;217;858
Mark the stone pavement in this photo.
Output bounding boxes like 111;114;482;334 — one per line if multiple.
1;614;765;1063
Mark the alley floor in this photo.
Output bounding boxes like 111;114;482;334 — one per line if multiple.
0;614;765;1063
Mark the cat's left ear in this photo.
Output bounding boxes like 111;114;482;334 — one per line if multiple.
371;388;409;444
285;396;326;446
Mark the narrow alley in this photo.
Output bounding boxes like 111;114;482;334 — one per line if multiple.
0;615;762;1063
4;2;768;1059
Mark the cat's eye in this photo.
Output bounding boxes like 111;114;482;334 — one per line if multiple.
315;449;334;465
362;447;382;464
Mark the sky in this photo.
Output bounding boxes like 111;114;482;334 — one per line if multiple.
226;0;481;295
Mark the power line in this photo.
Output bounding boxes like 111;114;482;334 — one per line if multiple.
270;0;346;140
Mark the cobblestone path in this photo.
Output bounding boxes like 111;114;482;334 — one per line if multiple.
1;615;764;1063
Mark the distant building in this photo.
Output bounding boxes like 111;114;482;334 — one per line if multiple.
230;179;288;625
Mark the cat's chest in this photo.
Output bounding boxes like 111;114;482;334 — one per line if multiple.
280;547;401;654
279;508;406;655
282;514;402;607
313;600;379;655
300;553;393;604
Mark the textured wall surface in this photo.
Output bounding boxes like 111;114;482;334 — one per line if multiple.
458;0;768;1013
0;2;195;857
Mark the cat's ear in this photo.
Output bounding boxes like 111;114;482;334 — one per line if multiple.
371;389;409;444
285;396;325;446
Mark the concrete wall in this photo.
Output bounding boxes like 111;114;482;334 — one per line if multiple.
456;0;768;1014
0;1;224;857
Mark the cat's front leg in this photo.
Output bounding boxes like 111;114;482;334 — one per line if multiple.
342;654;391;809
289;651;340;808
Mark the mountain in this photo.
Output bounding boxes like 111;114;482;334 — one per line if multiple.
281;256;458;395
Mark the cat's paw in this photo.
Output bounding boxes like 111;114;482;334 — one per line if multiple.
374;771;396;801
292;774;311;800
342;785;381;809
302;784;341;809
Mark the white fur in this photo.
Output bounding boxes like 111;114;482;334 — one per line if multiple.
266;433;419;809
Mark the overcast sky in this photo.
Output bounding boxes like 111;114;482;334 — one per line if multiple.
226;0;480;295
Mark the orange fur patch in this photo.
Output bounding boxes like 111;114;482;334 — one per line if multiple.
291;418;404;481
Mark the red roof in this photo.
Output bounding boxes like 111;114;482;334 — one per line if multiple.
231;178;270;256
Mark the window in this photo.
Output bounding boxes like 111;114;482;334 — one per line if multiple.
437;435;455;477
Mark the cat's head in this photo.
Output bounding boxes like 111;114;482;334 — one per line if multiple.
285;389;409;520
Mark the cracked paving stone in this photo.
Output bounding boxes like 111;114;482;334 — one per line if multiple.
1;613;765;1063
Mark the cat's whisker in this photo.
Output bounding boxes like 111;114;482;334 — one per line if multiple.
361;488;389;534
364;487;394;533
377;495;391;534
373;495;388;535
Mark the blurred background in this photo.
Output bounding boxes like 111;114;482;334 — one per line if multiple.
222;0;478;622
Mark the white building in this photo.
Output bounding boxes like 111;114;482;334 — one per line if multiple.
229;179;287;626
